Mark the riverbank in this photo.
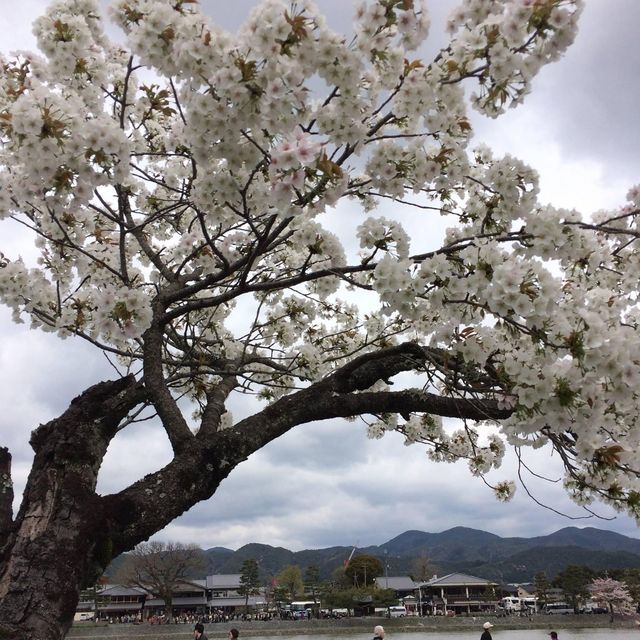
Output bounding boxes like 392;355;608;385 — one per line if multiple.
69;614;639;638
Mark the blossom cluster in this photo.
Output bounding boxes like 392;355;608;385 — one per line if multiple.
3;0;640;520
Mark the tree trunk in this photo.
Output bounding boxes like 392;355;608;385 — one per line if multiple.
165;596;173;622
0;377;142;640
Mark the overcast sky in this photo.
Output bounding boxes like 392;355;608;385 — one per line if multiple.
1;1;640;557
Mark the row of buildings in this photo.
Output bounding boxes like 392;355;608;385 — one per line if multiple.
77;574;264;622
77;572;543;621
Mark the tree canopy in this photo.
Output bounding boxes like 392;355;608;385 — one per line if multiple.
345;554;384;587
238;558;261;612
0;0;639;638
276;564;304;600
553;564;595;610
113;541;206;620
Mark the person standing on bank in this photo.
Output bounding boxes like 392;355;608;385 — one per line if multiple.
481;621;494;640
373;625;385;640
194;623;208;640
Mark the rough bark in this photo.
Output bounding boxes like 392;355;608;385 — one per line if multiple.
0;376;143;640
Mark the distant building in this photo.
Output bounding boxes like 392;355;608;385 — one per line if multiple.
516;584;535;598
95;584;147;621
374;573;498;616
373;576;422;615
206;574;264;613
374;576;421;596
76;575;268;622
420;573;499;615
144;579;208;618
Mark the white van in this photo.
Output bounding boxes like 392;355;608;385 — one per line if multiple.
389;605;407;618
74;612;95;622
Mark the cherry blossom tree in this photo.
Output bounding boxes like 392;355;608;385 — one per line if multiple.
589;577;636;623
0;0;639;638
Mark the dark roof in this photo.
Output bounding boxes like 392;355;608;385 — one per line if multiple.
98;585;148;597
206;574;241;589
374;576;420;590
170;582;206;594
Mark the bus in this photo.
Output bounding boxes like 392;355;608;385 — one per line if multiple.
374;605;406;618
544;603;573;615
290;601;320;619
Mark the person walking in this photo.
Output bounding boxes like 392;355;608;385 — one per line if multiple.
194;622;208;640
481;621;494;640
373;625;385;640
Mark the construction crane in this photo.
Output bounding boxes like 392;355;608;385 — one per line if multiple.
344;542;358;568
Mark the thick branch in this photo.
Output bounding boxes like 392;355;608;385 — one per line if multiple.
142;317;193;453
333;342;501;393
102;342;510;551
28;375;146;473
198;375;237;438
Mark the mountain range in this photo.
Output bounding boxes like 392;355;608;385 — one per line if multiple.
109;526;640;584
106;527;640;583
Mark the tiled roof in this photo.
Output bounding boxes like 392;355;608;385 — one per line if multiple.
374;576;421;590
206;574;242;589
424;573;496;587
98;585;148;597
171;581;206;593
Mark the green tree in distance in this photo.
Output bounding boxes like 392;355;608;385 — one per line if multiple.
534;571;550;606
277;565;304;600
305;565;321;605
238;559;261;614
553;565;595;612
345;554;384;588
331;566;350;590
